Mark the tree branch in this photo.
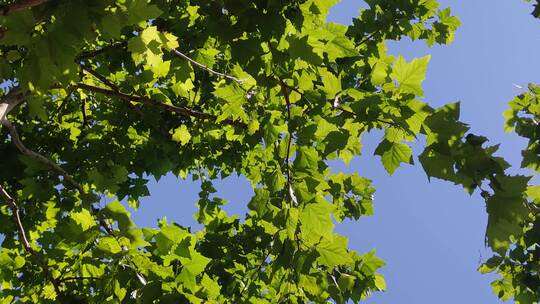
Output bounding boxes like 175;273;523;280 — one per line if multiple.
0;185;33;252
277;82;417;138
170;49;246;83
76;44;247;85
0;0;49;16
0;184;64;296
80;65;120;92
53;86;76;118
357;32;377;46
1;120;84;193
1;90;115;235
279;82;294;205
75;83;245;127
57;276;99;283
0;88;24;123
75;42;127;61
77;44;247;85
80;65;144;117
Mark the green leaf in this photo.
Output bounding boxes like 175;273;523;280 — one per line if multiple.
371;61;389;86
214;83;247;104
176;251;211;291
319;69;342;97
486;175;530;253
127;0;163;24
391;55;431;96
201;275;221;299
42;284;57;300
374;273;386;291
338;273;356;291
248;188;270;215
97;237;123;254
155;224;189;255
171;125;192;145
316;236;353;267
314;117;339;140
375;140;413;175
247;120;260;135
294;147;319;173
215;83;249;122
71;209;96;232
300;199;335;245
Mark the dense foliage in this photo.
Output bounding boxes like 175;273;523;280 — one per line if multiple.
0;0;537;302
478;83;540;303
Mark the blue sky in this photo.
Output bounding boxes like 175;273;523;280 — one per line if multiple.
128;1;540;303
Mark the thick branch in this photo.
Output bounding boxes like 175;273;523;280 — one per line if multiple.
0;88;24;123
0;0;49;16
171;49;246;83
75;83;244;127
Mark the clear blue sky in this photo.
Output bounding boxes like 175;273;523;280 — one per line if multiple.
129;1;540;302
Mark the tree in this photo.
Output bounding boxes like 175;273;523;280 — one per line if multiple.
474;3;540;302
0;0;533;302
476;83;540;303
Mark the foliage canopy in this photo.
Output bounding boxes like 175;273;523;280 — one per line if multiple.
0;0;538;303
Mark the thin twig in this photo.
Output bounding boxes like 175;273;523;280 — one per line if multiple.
279;83;293;205
358;32;377;46
75;42;127;61
1;93;122;293
0;185;33;252
1;94;114;234
57;276;99;283
77;45;246;84
171;49;246;83
53;86;76;119
81;99;88;128
75;83;245;127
